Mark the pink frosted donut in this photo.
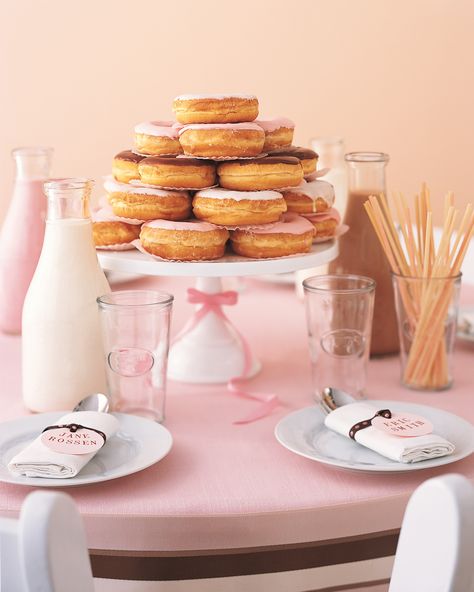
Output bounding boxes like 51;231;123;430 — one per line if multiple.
282;179;335;214
230;212;315;258
134;121;182;156
139;219;229;261
255;117;295;151
302;208;341;242
178;122;265;158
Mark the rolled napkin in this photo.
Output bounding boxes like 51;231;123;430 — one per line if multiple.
8;411;119;479
459;311;474;334
324;402;455;463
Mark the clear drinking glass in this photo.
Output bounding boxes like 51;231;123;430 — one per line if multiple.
303;275;375;401
392;273;461;391
97;290;174;422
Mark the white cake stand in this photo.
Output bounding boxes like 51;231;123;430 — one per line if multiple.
98;242;338;384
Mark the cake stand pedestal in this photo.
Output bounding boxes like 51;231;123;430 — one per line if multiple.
98;242;338;384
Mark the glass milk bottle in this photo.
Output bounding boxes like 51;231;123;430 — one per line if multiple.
22;179;110;411
0;147;53;334
329;152;399;356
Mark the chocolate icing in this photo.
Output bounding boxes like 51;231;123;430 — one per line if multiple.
220;156;301;167
141;157;215;168
114;150;145;163
270;146;318;161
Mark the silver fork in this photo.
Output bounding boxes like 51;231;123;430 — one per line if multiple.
318;387;357;415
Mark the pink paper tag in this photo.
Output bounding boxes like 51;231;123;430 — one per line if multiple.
41;427;105;455
372;413;433;437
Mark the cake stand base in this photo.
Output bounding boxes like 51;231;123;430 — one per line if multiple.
167;277;261;384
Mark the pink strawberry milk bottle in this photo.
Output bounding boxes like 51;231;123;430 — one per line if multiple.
0;147;53;334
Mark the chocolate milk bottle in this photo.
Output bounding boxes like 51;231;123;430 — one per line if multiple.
328;152;399;355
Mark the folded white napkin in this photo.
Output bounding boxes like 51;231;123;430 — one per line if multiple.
324;402;455;463
459;312;474;334
8;411;119;479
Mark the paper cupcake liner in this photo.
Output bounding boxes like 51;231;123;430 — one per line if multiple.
304;168;331;181
131;149;182;158
129;179;218;192
177;153;268;161
215;220;280;231
96;242;137;251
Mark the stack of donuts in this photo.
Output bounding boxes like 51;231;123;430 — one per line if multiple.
93;94;342;261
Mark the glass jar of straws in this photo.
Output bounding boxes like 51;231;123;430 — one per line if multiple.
365;185;473;390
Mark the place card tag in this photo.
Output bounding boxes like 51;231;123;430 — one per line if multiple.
371;413;433;437
41;423;106;455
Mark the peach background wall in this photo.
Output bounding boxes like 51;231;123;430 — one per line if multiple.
1;0;472;223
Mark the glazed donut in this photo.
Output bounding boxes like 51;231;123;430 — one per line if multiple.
112;150;145;184
92;221;141;247
217;156;303;191
193;187;287;226
282;180;335;214
302;208;341;242
173;94;259;124
134;121;182;156
270;146;318;176
104;178;191;221
178;123;265;158
138;156;216;189
140;219;229;261
255;118;295;151
230;213;314;258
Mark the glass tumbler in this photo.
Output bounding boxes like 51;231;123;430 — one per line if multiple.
303;275;375;401
97;290;173;422
392;273;461;391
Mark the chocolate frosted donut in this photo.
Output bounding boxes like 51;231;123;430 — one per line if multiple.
138;156;217;189
270;146;318;176
112;150;146;184
217;156;303;191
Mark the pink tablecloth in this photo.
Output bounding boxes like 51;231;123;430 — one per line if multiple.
0;276;473;552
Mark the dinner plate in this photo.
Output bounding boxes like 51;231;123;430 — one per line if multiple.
275;400;474;473
457;306;474;343
0;412;172;487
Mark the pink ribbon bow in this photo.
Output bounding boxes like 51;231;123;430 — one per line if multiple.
173;288;280;424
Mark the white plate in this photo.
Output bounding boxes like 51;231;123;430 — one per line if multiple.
0;412;172;487
457;307;474;343
275;401;474;473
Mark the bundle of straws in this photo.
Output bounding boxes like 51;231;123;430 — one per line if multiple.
364;185;474;389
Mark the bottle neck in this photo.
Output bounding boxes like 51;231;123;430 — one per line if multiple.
44;179;93;222
13;147;53;181
345;152;389;194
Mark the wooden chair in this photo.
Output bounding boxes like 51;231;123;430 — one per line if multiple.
389;474;474;592
0;491;94;592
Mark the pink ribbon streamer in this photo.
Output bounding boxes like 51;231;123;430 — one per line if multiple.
173;288;280;424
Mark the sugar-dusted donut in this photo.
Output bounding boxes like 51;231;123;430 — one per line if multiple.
255;118;295;151
230;213;315;258
282;180;335;214
302;208;341;242
112;150;146;184
104;178;191;221
270;146;318;176
173;94;259;124
178;123;265;158
134;121;182;156
193;187;287;226
138;156;216;189
217;156;303;191
140;219;229;261
92;221;141;247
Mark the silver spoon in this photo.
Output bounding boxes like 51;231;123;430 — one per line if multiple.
319;387;357;415
72;393;110;413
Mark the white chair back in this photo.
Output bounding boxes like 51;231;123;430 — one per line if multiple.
0;491;94;592
389;474;474;592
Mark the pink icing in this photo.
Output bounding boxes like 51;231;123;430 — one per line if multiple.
284;179;335;203
178;123;264;135
255;118;295;133
303;208;341;224
241;213;314;235
143;219;220;232
134;121;179;139
195;188;282;202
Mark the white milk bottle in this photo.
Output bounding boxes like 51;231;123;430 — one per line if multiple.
22;178;110;411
